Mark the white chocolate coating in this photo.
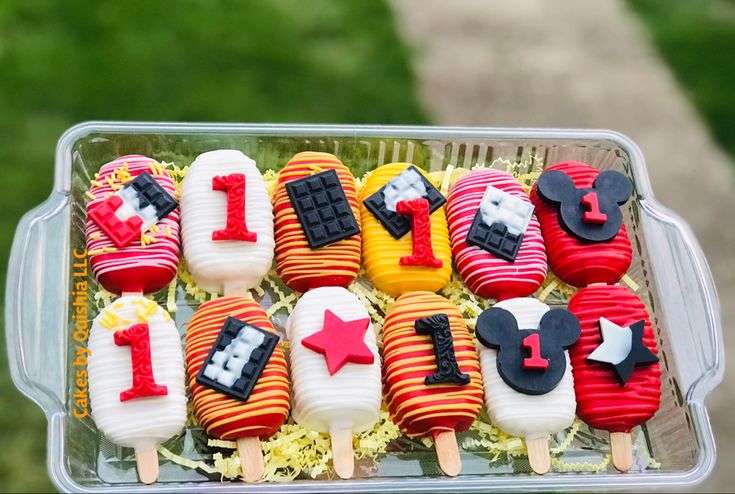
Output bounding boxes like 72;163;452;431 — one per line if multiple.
88;296;186;449
286;287;381;433
180;150;274;294
477;297;576;440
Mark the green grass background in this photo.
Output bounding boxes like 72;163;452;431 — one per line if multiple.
628;0;735;162
0;1;425;491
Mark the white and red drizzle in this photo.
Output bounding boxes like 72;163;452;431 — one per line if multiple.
86;155;181;295
446;169;547;301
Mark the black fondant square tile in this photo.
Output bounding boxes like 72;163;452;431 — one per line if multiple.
466;209;524;263
196;317;279;402
363;165;446;239
285;169;360;249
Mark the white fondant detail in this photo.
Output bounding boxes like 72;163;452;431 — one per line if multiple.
180;150;274;294
88;296;187;450
587;317;633;366
477;297;576;440
383;167;427;212
479;185;534;236
205;325;265;388
114;186;162;230
286;287;381;434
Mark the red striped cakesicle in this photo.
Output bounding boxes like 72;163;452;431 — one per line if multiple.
446;169;547;300
85;155;180;295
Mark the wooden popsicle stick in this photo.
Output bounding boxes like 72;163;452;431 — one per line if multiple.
331;428;355;479
526;437;551;475
237;436;264;483
135;446;159;484
224;283;251;299
610;432;633;473
433;430;461;477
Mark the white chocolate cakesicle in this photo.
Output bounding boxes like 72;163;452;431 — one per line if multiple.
88;296;186;450
477;297;576;440
286;287;381;434
180;149;274;294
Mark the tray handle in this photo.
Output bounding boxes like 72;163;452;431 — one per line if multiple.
639;199;724;402
5;192;71;414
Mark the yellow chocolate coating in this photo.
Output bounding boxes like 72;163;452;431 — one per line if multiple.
360;163;452;297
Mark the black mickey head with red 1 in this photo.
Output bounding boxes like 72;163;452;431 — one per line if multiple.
535;169;633;243
476;306;581;395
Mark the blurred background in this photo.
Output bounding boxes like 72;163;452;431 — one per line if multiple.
0;0;733;491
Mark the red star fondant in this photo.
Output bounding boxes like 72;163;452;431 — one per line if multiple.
301;309;374;375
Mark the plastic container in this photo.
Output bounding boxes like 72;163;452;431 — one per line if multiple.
5;122;723;492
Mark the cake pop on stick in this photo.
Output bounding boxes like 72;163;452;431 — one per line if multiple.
475;297;580;474
186;297;290;482
567;284;661;472
382;291;483;476
88;296;186;484
286;286;381;478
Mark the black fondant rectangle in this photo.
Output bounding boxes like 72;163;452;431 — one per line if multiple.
466;209;523;263
196;317;279;403
284;168;360;249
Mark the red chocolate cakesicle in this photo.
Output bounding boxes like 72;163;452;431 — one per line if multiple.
567;284;661;472
530;161;632;287
85;155;180;295
186;297;290;482
383;292;483;476
273;152;361;292
446;169;547;300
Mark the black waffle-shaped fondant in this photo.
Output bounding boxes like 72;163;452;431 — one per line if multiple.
128;171;179;219
285;169;360;249
196;317;280;402
466;209;524;263
363;165;446;239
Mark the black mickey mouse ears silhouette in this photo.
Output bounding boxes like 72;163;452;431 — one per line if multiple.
536;168;633;243
476;306;581;395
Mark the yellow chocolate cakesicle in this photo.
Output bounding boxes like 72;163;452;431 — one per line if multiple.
360;163;452;297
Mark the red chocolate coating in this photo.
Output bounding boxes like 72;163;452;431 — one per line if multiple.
86;155;180;295
567;285;661;433
530;161;632;287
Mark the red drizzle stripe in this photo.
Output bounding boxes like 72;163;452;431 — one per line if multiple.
185;297;290;440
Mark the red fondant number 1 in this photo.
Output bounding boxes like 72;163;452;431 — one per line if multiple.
522;333;549;370
581;191;607;224
212;173;257;242
114;323;168;402
396;198;443;268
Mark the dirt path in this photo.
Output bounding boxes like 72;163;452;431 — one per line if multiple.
390;0;735;490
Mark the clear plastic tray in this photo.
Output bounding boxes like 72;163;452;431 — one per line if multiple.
5;123;724;492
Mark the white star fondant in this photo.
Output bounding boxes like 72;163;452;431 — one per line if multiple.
587;317;632;365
